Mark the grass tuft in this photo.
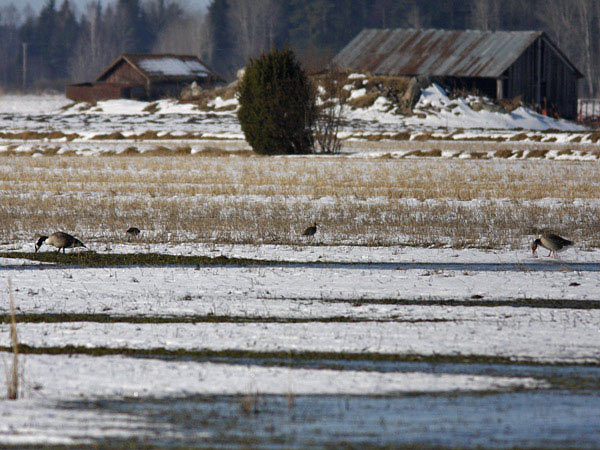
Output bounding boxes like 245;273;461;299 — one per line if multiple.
6;278;19;400
240;391;259;415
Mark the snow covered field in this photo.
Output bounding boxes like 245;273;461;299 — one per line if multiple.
0;82;597;160
1;84;600;447
2;243;600;446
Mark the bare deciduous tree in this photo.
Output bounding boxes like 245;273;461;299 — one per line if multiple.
314;69;345;154
227;0;281;67
470;0;500;30
68;2;118;82
405;2;422;28
537;0;600;96
0;5;21;87
153;12;212;61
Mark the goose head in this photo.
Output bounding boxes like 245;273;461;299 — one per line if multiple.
531;238;541;255
35;236;48;253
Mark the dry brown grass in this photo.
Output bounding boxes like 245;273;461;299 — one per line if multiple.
342;138;600;155
91;131;126;140
403;149;442;157
142;102;160;114
347;92;380;109
526;149;549;158
509;133;528;141
0;154;599;249
497;95;522;112
493;149;514;158
143;146;191;156
193;83;239;110
193;147;254;157
0;131;78;141
364;75;411;93
312;73;411;112
240;391;259;414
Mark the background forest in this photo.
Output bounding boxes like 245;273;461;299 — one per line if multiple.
0;0;598;97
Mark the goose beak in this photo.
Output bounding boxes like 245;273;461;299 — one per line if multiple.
34;245;39;253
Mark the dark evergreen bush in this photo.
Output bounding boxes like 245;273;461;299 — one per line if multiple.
237;49;316;155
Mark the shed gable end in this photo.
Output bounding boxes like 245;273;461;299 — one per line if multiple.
97;59;147;85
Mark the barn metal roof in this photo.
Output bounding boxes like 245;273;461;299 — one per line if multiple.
96;54;224;83
333;28;550;78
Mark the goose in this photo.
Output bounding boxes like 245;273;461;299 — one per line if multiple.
531;233;574;258
35;232;87;253
302;223;317;237
126;227;141;237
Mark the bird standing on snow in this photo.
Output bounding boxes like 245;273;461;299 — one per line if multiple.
302;223;317;237
35;232;87;253
531;233;574;258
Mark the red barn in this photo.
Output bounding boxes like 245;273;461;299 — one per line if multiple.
66;54;224;102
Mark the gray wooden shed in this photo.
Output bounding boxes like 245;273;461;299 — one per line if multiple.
333;29;583;119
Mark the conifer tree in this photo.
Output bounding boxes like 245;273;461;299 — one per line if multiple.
237;48;316;155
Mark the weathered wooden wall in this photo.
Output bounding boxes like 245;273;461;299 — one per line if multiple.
437;36;580;119
66;83;129;103
503;37;580;119
102;61;147;86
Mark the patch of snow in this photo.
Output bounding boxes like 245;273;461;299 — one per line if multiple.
152;99;199;114
348;88;367;100
0;79;590;148
208;96;238;109
137;57;210;77
88;99;149;115
0;355;544;401
408;84;584;131
0;94;71;114
3;312;599;363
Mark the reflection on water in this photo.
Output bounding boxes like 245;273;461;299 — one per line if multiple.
64;390;600;448
3;361;599;447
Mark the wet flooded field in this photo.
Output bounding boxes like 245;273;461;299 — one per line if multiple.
19;361;600;448
2;251;600;447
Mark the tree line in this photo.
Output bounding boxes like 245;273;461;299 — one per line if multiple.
0;0;598;97
0;0;183;89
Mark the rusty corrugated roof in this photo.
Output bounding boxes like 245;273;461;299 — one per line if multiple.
96;54;224;83
333;29;545;78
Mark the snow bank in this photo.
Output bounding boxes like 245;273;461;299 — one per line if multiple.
408;84;584;131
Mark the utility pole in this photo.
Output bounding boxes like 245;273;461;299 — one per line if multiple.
22;42;27;90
